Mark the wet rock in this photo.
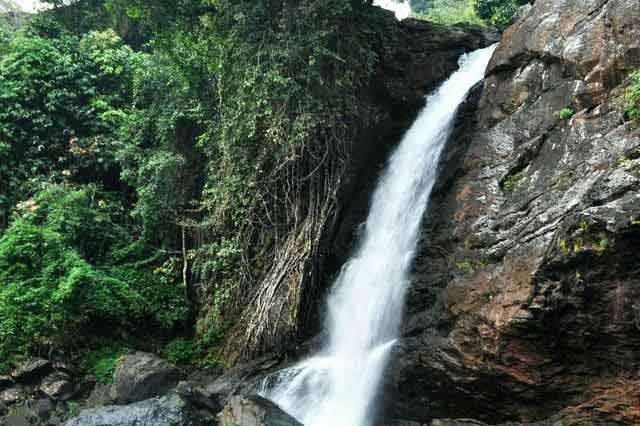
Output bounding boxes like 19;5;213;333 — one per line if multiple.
218;395;303;426
383;0;640;424
11;358;53;384
64;391;209;426
0;375;14;390
110;352;179;404
39;372;73;401
203;355;279;412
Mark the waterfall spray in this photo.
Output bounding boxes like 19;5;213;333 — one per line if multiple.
263;44;497;426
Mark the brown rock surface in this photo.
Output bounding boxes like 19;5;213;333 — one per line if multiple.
385;0;640;425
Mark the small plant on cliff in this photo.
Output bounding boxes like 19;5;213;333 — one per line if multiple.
556;107;575;120
456;260;475;274
84;346;128;384
625;70;640;120
473;0;528;29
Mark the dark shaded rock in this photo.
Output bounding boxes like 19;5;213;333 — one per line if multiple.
432;421;490;426
217;395;303;426
35;397;55;420
384;0;640;425
0;375;14;390
0;386;29;405
11;358;53;384
203;355;279;413
110;352;179;404
39;372;73;401
64;391;209;426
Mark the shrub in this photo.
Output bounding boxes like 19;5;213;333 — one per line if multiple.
0;184;188;371
84;346;129;384
418;0;485;25
625;70;640;120
474;0;528;29
556;107;575;120
0;27;143;228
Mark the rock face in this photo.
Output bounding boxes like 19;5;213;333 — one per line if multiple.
221;7;498;365
64;391;211;426
111;352;180;404
386;0;640;425
218;395;303;426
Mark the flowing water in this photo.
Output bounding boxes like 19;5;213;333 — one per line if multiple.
263;44;497;426
372;0;412;20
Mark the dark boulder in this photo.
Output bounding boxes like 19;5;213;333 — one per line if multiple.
64;391;211;426
39;372;73;401
110;352;180;404
11;358;53;385
217;395;303;426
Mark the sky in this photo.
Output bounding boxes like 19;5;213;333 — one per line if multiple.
372;0;411;20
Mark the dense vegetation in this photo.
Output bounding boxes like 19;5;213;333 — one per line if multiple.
0;0;527;374
0;0;396;371
412;0;527;27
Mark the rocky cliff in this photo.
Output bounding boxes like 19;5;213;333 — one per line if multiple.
386;0;640;425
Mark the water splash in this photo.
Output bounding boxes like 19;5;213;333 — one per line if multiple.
263;44;498;426
373;0;412;20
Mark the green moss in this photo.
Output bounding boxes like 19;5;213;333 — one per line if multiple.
556;107;575;120
456;260;475;274
83;346;128;384
499;171;524;191
597;238;610;251
625;70;640;120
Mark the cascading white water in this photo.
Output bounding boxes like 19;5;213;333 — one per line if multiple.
263;44;497;426
372;0;412;20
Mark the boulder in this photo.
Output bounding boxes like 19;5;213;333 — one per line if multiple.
110;352;179;404
39;372;73;401
0;375;14;390
11;358;52;384
0;385;29;405
217;395;303;426
65;392;210;426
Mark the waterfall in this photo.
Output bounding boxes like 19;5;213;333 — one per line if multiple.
372;0;412;20
263;44;498;426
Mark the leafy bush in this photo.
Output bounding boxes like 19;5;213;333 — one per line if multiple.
0;27;142;228
418;0;485;25
0;184;188;371
556;107;575;120
625;70;640;120
474;0;528;29
83;345;129;384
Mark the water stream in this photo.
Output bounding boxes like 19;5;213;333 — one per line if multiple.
263;44;497;426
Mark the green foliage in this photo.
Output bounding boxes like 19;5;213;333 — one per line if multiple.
456;260;474;273
417;0;485;25
499;171;523;190
0;184;188;371
556;107;575;120
117;52;205;245
473;0;527;29
625;70;640;121
83;345;128;384
0;27;142;228
141;0;386;333
162;335;222;369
